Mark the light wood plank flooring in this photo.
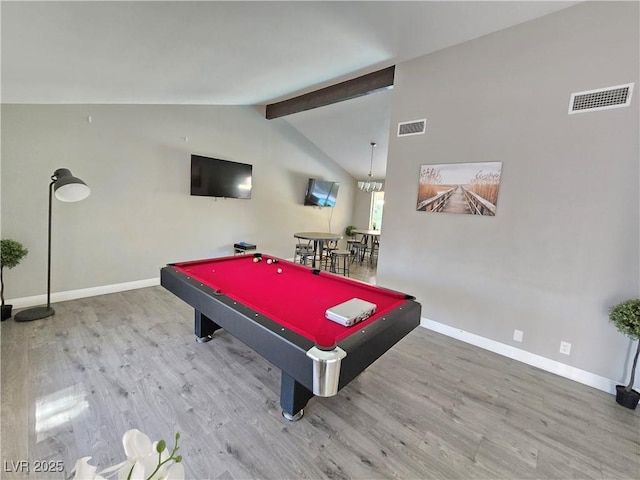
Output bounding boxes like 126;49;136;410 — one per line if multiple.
1;263;638;479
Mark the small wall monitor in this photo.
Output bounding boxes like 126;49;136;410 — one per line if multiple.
304;178;339;207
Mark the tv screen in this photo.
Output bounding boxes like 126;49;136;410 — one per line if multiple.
304;179;340;207
191;154;252;199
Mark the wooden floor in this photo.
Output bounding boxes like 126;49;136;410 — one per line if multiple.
1;262;639;479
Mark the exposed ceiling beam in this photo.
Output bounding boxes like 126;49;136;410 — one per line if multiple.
266;66;395;119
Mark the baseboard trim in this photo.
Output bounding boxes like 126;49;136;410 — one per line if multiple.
6;284;622;395
420;317;618;395
7;278;160;309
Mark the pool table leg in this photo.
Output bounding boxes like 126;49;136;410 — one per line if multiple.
194;311;221;343
280;371;314;422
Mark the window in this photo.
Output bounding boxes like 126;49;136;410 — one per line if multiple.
370;191;384;230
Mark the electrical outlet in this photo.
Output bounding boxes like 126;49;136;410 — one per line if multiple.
513;329;523;342
560;341;572;355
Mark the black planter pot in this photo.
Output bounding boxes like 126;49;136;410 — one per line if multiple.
615;385;640;410
1;304;12;321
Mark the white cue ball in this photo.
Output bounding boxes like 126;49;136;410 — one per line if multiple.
277;268;283;274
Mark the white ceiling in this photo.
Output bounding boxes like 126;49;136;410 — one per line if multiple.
1;1;579;179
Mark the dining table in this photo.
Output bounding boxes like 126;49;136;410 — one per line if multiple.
351;229;381;263
293;231;343;268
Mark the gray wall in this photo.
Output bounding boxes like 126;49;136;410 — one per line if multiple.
352;190;372;230
1;105;355;299
380;2;639;385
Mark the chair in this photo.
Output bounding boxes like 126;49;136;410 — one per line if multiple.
329;249;350;276
346;236;360;258
350;235;368;264
294;239;314;265
322;239;339;270
369;237;380;265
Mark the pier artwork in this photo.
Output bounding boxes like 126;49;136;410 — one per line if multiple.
416;162;502;216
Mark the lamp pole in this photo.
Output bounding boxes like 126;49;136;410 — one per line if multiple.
14;169;90;322
46;178;54;310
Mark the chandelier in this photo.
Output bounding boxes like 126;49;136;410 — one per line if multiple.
358;142;383;193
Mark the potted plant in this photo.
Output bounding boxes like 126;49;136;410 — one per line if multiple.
1;239;29;321
345;225;356;237
609;298;640;409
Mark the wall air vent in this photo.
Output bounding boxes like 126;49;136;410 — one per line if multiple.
397;119;426;137
569;83;634;114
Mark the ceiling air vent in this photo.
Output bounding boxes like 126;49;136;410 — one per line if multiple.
569;83;634;114
397;119;426;137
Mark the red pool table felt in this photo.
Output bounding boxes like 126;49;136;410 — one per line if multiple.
173;255;408;347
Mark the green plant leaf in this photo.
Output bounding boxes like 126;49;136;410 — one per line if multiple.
609;299;640;340
0;239;28;269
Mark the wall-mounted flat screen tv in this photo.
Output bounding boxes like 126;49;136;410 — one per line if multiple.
304;178;340;207
191;154;252;199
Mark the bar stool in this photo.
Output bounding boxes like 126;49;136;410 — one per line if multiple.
330;249;350;277
350;236;368;264
294;239;314;265
369;237;379;265
322;239;339;270
346;236;360;258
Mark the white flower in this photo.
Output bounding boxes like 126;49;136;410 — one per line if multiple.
72;430;184;480
71;457;107;480
160;462;185;480
123;429;153;459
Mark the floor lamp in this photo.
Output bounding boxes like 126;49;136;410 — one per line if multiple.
14;168;90;322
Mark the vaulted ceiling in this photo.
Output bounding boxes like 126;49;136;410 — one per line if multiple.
1;1;579;179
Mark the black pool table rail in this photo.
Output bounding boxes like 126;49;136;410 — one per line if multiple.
160;261;421;420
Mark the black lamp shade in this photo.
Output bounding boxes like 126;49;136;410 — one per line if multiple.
53;168;91;202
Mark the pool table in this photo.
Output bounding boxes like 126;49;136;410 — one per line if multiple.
160;254;421;421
